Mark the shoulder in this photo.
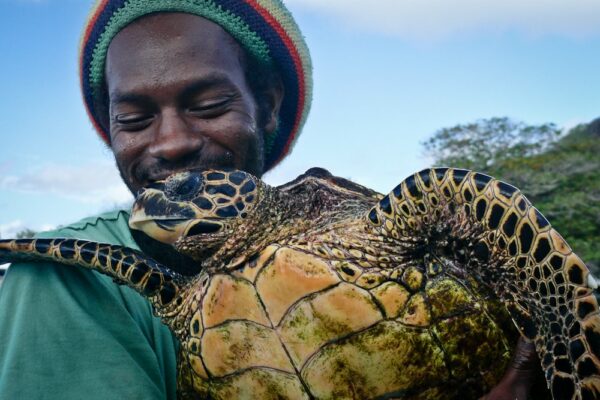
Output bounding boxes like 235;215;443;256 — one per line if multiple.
2;209;151;321
38;209;138;248
1;209;150;321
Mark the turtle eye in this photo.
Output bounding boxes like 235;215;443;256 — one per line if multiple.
166;173;204;201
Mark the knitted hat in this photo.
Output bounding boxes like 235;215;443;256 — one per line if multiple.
80;0;312;171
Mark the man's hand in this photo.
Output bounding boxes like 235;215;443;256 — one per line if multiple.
480;337;544;400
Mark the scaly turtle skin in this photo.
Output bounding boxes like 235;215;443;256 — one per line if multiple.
1;167;599;399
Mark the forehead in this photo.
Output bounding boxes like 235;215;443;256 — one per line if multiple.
105;13;246;94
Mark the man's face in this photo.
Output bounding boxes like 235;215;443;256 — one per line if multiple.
105;13;268;194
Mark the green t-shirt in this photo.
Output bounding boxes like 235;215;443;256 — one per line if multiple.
0;210;178;399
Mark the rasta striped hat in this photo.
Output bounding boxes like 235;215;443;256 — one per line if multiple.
80;0;312;171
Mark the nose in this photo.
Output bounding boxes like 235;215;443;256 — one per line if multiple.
148;110;203;162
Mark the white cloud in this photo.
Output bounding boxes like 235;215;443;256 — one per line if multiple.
0;220;27;239
287;0;600;41
0;161;132;205
0;219;55;238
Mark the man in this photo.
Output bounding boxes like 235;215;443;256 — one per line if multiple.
0;1;540;398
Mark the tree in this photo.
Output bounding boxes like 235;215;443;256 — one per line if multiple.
15;229;37;239
422;117;600;275
421;117;560;171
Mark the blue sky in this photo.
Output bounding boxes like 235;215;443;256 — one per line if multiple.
0;0;599;238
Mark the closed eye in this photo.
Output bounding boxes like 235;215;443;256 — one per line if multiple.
115;113;154;131
187;97;233;118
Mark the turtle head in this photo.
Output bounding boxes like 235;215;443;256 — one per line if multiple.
129;169;261;261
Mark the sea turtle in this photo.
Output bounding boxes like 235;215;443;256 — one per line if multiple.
1;167;599;399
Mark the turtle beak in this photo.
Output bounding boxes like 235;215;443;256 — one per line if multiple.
129;189;197;245
129;217;197;245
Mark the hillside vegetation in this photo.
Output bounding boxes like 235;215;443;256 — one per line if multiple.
423;117;600;274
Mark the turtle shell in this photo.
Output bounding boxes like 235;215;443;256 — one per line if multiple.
177;244;518;399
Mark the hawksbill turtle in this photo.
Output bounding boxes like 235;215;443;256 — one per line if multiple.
1;167;599;399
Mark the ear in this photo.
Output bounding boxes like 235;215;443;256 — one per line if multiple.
263;76;285;135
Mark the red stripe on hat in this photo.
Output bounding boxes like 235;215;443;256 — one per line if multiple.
244;0;306;164
79;0;110;77
80;0;112;144
86;105;110;143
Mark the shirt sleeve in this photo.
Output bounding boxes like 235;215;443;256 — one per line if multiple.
0;214;179;399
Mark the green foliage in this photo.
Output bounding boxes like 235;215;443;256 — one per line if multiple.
422;117;561;171
423;117;600;274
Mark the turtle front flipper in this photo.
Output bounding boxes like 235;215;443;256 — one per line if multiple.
365;168;600;399
0;238;185;311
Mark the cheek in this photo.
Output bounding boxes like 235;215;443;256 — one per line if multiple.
230;112;260;144
226;124;260;165
110;135;146;178
202;112;261;160
112;132;148;158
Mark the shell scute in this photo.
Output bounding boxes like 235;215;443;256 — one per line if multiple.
371;281;410;319
398;294;431;327
301;321;446;399
278;282;382;368
201;321;294;377
255;248;340;325
201;274;270;329
426;278;477;320
206;368;309;400
432;310;514;384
